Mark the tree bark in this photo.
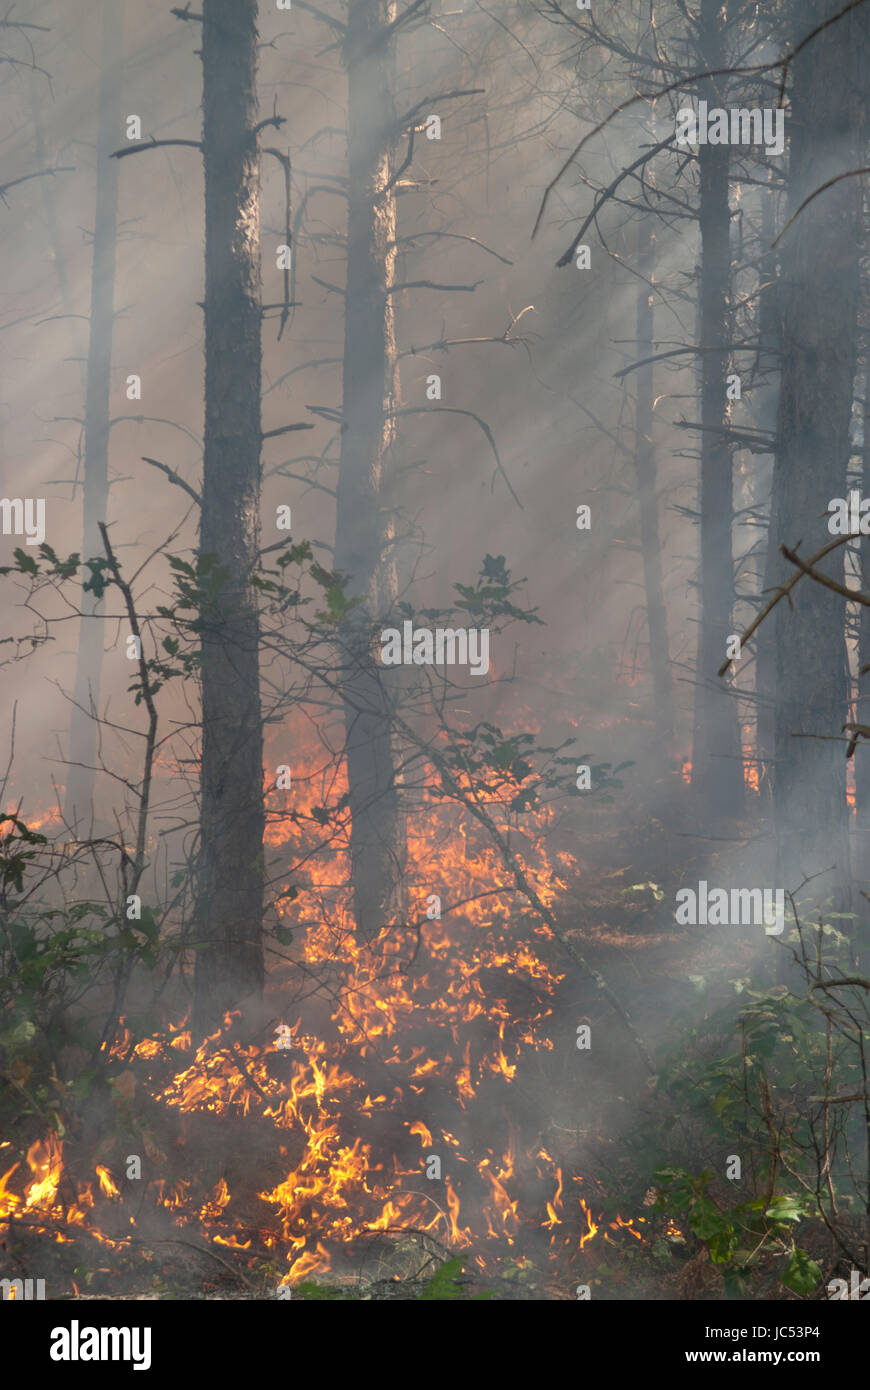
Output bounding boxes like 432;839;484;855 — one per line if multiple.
334;0;407;942
635;214;674;752
65;0;124;829
858;377;870;831
690;0;744;816
752;173;781;809
193;0;265;1029
769;0;866;909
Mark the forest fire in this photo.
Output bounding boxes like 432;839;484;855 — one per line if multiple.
0;739;652;1291
7;0;867;1325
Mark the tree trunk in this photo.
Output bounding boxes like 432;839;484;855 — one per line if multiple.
858;377;870;831
65;0;124;829
752;173;780;809
193;0;265;1030
857;373;870;969
769;0;866;911
690;0;744;817
635;214;674;752
334;0;407;942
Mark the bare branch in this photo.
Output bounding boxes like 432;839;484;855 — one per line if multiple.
389;280;482;294
556;134;678;268
781;542;870;607
111;138;202;161
141;457;201;506
396;230;512;264
0;167;73;203
390;406;521;509
717;535;853;677
773;167;870;247
293;0;347;35
262;423;316;440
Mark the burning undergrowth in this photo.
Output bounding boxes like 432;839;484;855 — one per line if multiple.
0;729;672;1298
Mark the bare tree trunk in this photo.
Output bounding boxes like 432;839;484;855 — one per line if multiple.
334;0;407;942
769;0;866;910
635;214;674;751
856;370;870;969
858;377;870;831
65;0;124;828
193;0;265;1029
690;0;744;816
753;173;780;809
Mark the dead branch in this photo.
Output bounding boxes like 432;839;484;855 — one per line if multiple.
773;167;870;247
717;535;853;677
389;405;521;509
111;137;202;161
0;167;73;202
141;457;201;506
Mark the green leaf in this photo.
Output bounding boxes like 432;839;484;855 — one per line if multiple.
13;548;38;575
781;1248;822;1296
764;1196;804;1224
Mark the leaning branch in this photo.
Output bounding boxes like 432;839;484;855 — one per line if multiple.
773;167;870;247
717;535;853;677
780;542;870;607
556;133;678;268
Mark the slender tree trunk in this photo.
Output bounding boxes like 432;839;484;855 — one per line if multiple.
65;0;124;828
635;214;674;751
858;374;870;967
334;0;407;942
31;68;86;395
753;174;780;809
193;0;265;1029
769;0;866;911
858;377;870;830
691;0;744;816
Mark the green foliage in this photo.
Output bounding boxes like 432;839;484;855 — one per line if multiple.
635;917;868;1298
0;544;81;582
309;562;361;625
415;1257;495;1300
652;1166;821;1297
452;553;544;626
0;815;48;897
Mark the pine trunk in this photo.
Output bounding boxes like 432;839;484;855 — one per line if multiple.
769;0;865;914
690;0;744;816
193;0;265;1028
65;0;124;828
334;0;407;943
